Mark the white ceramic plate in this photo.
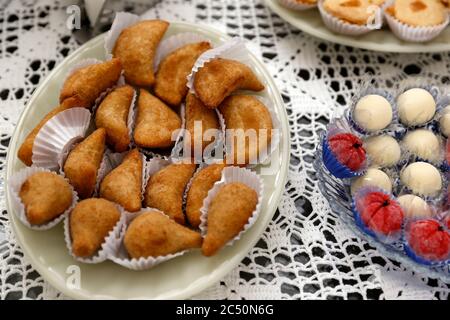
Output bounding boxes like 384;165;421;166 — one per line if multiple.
5;22;289;300
264;0;450;53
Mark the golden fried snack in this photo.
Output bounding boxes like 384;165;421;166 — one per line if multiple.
17;96;82;166
154;42;212;106
95;85;134;152
202;182;257;256
185;93;220;154
113;20;169;87
193;58;265;108
219;95;273;166
63;128;106;199
133;89;181;148
70;198;121;258
60;58;122;109
186;164;225;228
19;172;73;225
144;163;196;225
124;210;202;259
99;149;142;212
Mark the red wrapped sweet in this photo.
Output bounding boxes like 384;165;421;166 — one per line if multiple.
329;133;366;171
407;220;450;261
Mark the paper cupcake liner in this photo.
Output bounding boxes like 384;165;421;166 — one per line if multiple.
8;167;79;230
384;9;449;43
169;103;187;160
108;208;189;271
93;149;113;197
64;204;127;264
126;88;139;148
186;37;260;95
352;186;403;243
277;0;317;11
199;166;264;249
154;32;212;71
318;0;382;36
104;12;141;59
31;108;91;171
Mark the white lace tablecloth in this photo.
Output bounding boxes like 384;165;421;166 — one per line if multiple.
0;0;449;300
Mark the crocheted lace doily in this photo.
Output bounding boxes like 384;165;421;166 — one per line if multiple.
0;0;448;300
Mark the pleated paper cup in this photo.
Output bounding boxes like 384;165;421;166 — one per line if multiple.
104;12;141;59
108;208;188;271
199;166;264;247
277;0;317;11
31;107;91;171
64;204;127;264
8;167;78;230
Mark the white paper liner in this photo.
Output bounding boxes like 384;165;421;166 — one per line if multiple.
108;208;189;271
318;0;382;36
31;108;91;171
93;149;112;196
277;0;317;11
154;32;212;72
8;167;79;230
384;7;449;42
127;89;138;148
64;204;127;264
199;166;264;249
104;12;141;59
169;103;187;160
186;37;259;95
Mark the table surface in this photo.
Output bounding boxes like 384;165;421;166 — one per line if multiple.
0;0;449;300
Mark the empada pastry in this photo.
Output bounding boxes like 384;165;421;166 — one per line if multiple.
99;148;142;212
113;20;169;87
63;128;106;199
124;210;202;259
60;58;122;109
193;58;265;108
386;0;446;27
95;85;134;152
18;96;82;166
219;95;273;165
186;164;225;228
19;172;73;225
155;42;212;106
202;182;258;256
70;198;121;258
144;163;196;225
185;93;220;154
133;89;181;149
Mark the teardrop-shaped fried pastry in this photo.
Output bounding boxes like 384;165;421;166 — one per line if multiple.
155;42;212;106
124;210;202;259
18;96;82;166
99;149;142;212
113;20;169;87
64;128;106;199
60;58;122;109
186;164;225;228
70;198;121;258
133;89;181;148
202;182;257;256
19;172;73;225
219;95;273;165
144;163;196;225
194;58;265;108
185;93;220;154
95;85;134;152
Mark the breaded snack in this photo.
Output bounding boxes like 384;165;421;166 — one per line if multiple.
219;95;273;165
386;0;446;27
144;163;196;225
124;210;202;259
185;93;220;154
133;89;181;149
17;96;82;166
193;58;264;109
99;149;142;212
19;172;73;225
113;20;169;87
154;42;212;106
95;85;134;152
63;128;106;199
60;58;122;109
202;182;257;256
70;198;121;258
186;164;225;228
